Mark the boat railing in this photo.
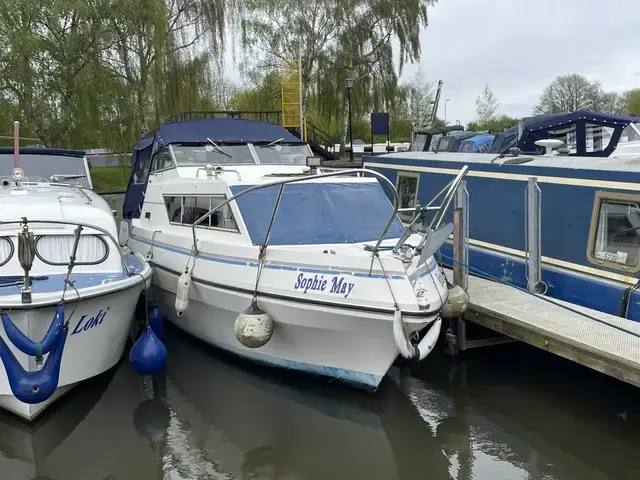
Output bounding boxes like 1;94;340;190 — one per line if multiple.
5;180;94;204
191;168;400;257
0;219;133;276
191;166;469;261
391;165;469;256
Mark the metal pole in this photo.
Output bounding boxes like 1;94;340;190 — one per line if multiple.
453;208;464;288
454;180;469;291
298;55;304;141
348;87;353;162
13;121;19;168
526;177;541;293
453;206;467;352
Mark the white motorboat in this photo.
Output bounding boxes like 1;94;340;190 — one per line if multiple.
0;123;153;420
121;116;467;390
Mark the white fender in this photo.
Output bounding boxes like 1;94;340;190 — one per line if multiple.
415;317;442;361
393;308;416;360
175;271;191;317
393;308;442;362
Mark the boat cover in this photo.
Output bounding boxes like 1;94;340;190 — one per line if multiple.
231;182;405;245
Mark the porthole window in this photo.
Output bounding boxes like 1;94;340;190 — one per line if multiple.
587;191;640;272
35;234;109;266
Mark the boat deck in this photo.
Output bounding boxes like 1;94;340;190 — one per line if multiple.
447;270;640;388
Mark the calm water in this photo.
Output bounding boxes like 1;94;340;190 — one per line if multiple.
2;325;640;480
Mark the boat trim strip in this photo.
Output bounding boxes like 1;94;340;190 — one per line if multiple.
151;261;440;319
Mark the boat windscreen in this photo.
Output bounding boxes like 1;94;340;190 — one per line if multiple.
231;182;405;245
0;153;90;187
255;143;311;165
171;144;255;165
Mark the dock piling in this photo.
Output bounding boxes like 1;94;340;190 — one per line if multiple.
525;177;542;293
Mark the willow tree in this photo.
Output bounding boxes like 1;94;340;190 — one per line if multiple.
0;0;113;146
239;0;436;151
103;0;232;136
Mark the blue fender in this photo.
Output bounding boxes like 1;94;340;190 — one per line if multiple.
0;324;68;404
1;303;64;356
129;325;167;375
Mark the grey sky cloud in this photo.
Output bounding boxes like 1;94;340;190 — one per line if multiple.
405;0;640;125
224;0;640;126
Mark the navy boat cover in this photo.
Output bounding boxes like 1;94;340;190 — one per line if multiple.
134;118;303;150
231;182;405;245
124;118;303;219
490;110;639;157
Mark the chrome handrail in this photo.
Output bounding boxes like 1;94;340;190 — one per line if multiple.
392;165;469;254
0;219;133;276
14;181;93;204
191;168;401;256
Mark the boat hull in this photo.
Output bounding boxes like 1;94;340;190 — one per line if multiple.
153;266;434;390
0;284;145;421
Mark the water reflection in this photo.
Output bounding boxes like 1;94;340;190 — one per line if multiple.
0;328;639;479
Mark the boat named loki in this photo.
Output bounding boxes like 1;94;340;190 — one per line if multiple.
0;129;152;420
121;115;468;390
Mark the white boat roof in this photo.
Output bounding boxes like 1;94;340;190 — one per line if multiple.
0;184;117;236
370;151;640;173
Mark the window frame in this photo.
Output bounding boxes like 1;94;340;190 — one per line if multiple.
586;190;640;273
149;146;178;174
163;194;240;233
395;171;421;224
0;236;14;267
34;234;109;266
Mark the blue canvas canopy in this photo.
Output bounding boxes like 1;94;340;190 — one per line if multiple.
490;110;639;156
134;118;303;151
458;133;495;153
124;118;304;219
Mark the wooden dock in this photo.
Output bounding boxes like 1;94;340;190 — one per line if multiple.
446;270;640;388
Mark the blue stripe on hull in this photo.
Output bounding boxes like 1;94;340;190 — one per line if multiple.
243;352;383;391
438;243;639;321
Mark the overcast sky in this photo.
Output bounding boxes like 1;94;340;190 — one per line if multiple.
410;0;640;125
224;0;640;127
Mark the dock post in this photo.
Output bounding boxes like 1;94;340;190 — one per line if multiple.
453;180;469;290
452;180;469;353
525;177;541;293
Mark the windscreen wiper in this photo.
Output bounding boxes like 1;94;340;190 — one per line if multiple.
206;138;232;158
50;174;87;182
260;138;284;148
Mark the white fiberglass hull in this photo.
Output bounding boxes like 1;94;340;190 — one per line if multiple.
153;266;436;390
0;277;149;421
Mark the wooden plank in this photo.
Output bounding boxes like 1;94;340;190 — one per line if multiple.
444;270;640;388
464;309;640;388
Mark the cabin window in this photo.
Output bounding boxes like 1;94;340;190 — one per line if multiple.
585;123;613;153
35;235;109;266
254;143;312;165
587;192;640;272
396;172;420;223
150;148;174;172
164;195;238;231
0;237;13;267
171;144;255;166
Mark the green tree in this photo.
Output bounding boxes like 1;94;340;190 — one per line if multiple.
239;0;437;155
475;85;499;124
467;114;518;134
623;88;640;116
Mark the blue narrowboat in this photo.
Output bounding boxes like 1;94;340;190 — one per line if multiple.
365;111;640;321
